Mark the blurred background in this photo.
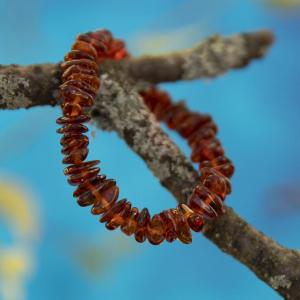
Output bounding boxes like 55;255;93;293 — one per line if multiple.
0;0;300;299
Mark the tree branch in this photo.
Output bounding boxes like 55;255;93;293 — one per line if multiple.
1;30;298;299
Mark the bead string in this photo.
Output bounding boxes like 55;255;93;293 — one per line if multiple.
56;29;235;245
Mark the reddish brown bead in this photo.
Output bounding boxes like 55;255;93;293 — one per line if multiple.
72;40;98;59
60;84;94;107
160;210;177;243
135;208;150;243
64;50;96;62
170;208;192;244
61;59;99;73
106;201;131;230
62;103;82;117
188;213;204;232
57;124;89;134
61;137;89;155
67;167;99;186
66;73;100;90
74;175;106;198
90;180;119;214
64;160;100;175
121;207;139;236
62;148;89;165
56;115;90;125
147;214;165;245
62;80;98;98
99;199;126;223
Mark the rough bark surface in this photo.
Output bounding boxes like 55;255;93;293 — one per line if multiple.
1;30;299;299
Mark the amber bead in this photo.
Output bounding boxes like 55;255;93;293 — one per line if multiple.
170;208;192;244
62;148;89;165
73;175;106;198
135;208;150;243
66;73;100;90
60;85;94;107
62;80;97;98
56;115;90;125
147;214;165;245
62;65;98;82
188;185;218;218
67;167;99;186
64;160;100;175
60;134;88;148
160;210;177;243
57;124;89;134
61;59;99;72
121;207;139;236
88;180;119;214
106;201;131;230
188;123;218;147
188;185;224;218
201;156;235;178
72;40;98;59
99;199;126;223
77;33;108;54
191;138;224;163
61;138;89;155
188;213;204;232
64;50;96;62
201;168;231;199
62;103;82;117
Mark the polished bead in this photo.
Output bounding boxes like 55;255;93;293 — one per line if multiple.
67;167;99;186
65;73;100;90
201;156;235;178
62;64;98;81
64;50;96;62
99;199;126;223
57;123;88;134
56;115;90;125
74;175;106;198
188;213;204;232
135;208;150;243
62;80;97;98
61;59;99;73
90;180;119;214
170;208;192;244
61;137;89;155
72;40;98;59
106;201;131;230
62;148;89;165
64;160;100;175
121;207;139;236
60;85;94;107
160;210;177;243
147;214;165;245
62;103;82;117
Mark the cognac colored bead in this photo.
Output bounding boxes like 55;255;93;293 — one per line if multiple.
62;103;82;117
63;148;89;165
64;160;100;175
64;50;96;62
57;124;89;134
60;85;94;107
67;167;100;186
90;180;119;214
61;137;89;155
170;208;192;244
147;214;165;245
160;210;177;243
77;33;108;54
62;65;98;81
191;138;224;163
66;73;100;90
99;199;126;223
201;156;235;178
188;185;218;219
105;201;131;230
188;213;204;232
72;40;98;59
61;59;99;73
121;207;139;236
188;123;218;147
188;185;224;218
62;80;98;98
135;208;150;243
74;175;106;198
60;134;88;147
56;114;90;125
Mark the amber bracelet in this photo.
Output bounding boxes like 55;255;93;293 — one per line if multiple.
56;29;234;245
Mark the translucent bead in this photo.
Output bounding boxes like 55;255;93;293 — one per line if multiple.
160;210;177;243
57;124;88;134
67;167;99;186
100;199;126;223
74;175;106;198
60;84;94;107
106;201;132;230
61;59;99;73
64;50;96;62
66;73;100;90
56;115;90;125
72;40;98;59
147;214;165;245
121;207;139;236
62;80;97;98
63;148;89;165
170;208;192;244
62;103;82;117
135;208;150;243
188;213;204;232
64;160;100;175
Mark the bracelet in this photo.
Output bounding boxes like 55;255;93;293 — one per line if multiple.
56;29;234;245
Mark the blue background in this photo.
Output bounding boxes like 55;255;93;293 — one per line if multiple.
0;0;300;299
